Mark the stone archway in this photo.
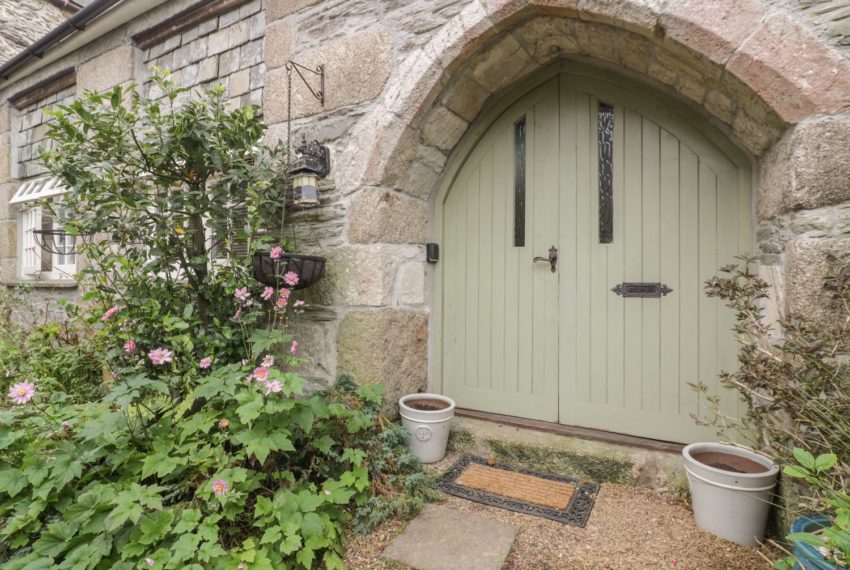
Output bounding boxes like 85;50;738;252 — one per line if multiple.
333;0;850;404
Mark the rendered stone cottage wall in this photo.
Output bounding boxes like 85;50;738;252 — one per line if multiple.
1;0;850;400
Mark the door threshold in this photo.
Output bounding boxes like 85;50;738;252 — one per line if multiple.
454;408;684;454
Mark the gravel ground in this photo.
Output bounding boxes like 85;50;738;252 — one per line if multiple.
343;451;780;569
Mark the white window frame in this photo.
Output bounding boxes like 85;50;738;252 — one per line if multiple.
12;176;76;281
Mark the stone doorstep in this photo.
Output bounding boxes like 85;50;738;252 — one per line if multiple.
449;416;689;494
381;504;519;570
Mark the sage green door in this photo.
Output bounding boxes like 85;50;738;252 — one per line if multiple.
439;69;751;443
441;78;561;422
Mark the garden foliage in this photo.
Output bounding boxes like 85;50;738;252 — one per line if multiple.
0;74;433;569
696;256;850;567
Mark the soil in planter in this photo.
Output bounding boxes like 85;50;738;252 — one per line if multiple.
692;452;768;474
405;399;451;412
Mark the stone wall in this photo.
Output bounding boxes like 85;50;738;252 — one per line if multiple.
1;0;850;399
0;0;74;66
14;84;76;179
143;0;265;108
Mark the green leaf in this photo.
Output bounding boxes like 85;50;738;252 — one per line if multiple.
323;551;345;570
139;510;174;545
171;532;202;562
280;534;301;555
33;521;78;557
313;436;334;454
105;492;145;532
814;453;837;472
295;546;314;569
0;468;28;497
792;448;815;470
783;465;809;478
298;491;324;513
236;397;264;424
260;525;281;545
787;532;826;547
174;508;202;534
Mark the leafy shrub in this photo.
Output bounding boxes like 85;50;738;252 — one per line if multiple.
0;74;434;568
697;256;850;566
695;256;850;495
0;288;105;403
774;450;850;569
0;345;426;568
41;71;289;369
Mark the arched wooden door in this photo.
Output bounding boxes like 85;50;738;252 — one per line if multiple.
438;67;751;443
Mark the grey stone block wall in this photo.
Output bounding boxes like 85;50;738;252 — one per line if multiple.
143;0;265;110
15;84;76;179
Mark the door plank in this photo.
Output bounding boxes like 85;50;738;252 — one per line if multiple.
491;130;509;394
678;147;700;419
465;166;480;391
478;149;494;391
696;161;719;422
574;92;593;407
589;95;608;407
622;109;643;410
658;130;681;415
559;85;579;423
641;118;662;413
605;104;626;408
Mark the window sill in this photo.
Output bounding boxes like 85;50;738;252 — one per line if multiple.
4;279;79;289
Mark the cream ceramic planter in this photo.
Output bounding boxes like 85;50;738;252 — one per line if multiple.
399;393;455;464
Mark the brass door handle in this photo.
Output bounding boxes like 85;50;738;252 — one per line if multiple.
533;246;558;273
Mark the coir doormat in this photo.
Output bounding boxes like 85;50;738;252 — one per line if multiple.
437;454;599;527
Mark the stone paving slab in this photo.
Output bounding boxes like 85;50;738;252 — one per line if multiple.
381;504;518;570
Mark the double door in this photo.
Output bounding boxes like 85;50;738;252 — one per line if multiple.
440;73;750;443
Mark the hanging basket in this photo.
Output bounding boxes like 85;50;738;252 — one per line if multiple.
32;229;80;255
252;251;326;290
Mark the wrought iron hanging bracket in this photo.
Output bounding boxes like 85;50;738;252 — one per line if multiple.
285;60;325;106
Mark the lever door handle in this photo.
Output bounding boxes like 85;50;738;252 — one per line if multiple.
533;246;558;273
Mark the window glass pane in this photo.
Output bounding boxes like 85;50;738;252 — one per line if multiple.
514;115;526;247
598;101;614;244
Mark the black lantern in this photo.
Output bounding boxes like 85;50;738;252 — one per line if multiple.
288;138;330;207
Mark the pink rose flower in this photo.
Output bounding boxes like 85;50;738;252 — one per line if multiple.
148;348;173;365
123;339;137;354
100;305;121;322
212;479;228;495
253;366;270;382
199;357;212;369
283;271;299;287
262;354;275;368
261;286;274;301
8;381;35;404
269;245;283;259
290;340;298;355
234;287;249;301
